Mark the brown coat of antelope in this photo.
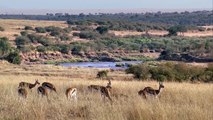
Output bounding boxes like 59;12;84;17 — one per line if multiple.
18;80;40;89
88;80;113;102
138;82;165;99
37;86;48;97
42;82;57;93
66;87;77;100
18;88;28;98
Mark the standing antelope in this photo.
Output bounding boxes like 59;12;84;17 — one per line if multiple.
88;80;113;102
42;82;57;93
18;80;40;89
100;80;113;102
37;86;48;97
138;82;165;99
18;88;28;98
66;87;77;100
100;86;112;102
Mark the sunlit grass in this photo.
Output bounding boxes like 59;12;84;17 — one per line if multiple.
0;62;212;120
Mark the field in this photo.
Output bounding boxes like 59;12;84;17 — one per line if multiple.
0;19;212;41
0;61;212;120
0;19;67;40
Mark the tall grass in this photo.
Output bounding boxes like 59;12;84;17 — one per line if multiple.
0;75;212;120
0;62;212;120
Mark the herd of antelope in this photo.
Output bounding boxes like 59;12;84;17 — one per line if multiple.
18;80;164;102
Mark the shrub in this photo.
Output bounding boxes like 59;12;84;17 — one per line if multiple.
79;31;100;40
15;36;31;46
167;25;187;36
59;34;71;41
126;64;150;80
59;45;71;54
24;26;34;30
37;46;46;52
97;70;108;79
6;51;21;64
20;31;28;36
0;26;5;31
37;37;52;46
0;37;11;56
96;26;109;34
35;27;46;33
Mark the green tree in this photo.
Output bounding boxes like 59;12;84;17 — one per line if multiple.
96;26;109;34
0;26;5;31
6;51;21;64
168;25;187;36
0;37;11;57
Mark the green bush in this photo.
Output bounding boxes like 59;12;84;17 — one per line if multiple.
0;37;11;56
126;64;150;80
24;26;34;30
20;31;28;36
97;70;108;79
96;26;109;34
126;62;213;82
37;46;46;52
15;36;31;46
35;27;46;33
6;51;21;64
0;26;5;31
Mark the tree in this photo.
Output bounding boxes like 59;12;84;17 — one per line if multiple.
0;26;5;31
6;50;21;64
0;37;11;57
97;70;108;79
96;26;109;34
126;64;150;80
167;25;187;36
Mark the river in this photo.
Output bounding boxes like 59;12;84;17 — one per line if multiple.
59;61;142;69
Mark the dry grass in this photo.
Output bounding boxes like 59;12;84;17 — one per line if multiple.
0;62;213;120
0;19;67;40
110;29;213;37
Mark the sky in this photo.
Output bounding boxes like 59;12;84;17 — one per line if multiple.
0;0;212;14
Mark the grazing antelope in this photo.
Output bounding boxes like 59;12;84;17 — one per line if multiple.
18;80;40;89
138;82;165;99
42;82;57;93
18;88;28;98
37;86;48;97
66;87;77;100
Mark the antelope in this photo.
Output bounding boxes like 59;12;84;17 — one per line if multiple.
18;88;28;98
88;80;113;102
41;82;57;93
88;85;102;92
18;80;40;89
65;87;77;100
37;86;48;97
100;86;112;102
101;80;113;102
138;82;165;99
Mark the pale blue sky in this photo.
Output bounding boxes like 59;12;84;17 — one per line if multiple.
0;0;212;9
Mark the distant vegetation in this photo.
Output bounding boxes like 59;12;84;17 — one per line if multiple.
0;10;213;64
0;37;21;64
126;62;213;82
0;26;5;31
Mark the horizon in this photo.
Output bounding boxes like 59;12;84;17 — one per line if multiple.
0;8;212;15
0;0;212;15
